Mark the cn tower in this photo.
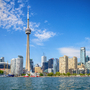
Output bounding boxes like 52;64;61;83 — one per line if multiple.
25;7;31;72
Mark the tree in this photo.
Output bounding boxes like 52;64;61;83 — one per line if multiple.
66;72;71;76
47;72;53;76
0;70;4;74
40;73;43;76
56;72;61;76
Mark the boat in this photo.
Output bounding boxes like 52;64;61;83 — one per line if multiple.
8;74;14;77
23;74;29;77
0;74;7;77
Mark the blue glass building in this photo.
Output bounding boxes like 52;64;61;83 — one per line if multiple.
53;58;59;74
80;47;86;64
86;55;89;62
42;62;48;72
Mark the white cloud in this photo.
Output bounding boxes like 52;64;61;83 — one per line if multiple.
32;29;56;45
44;20;48;23
30;45;35;47
58;47;80;58
29;22;40;31
0;0;25;31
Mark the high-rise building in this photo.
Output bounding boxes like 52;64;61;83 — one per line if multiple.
68;56;77;74
86;55;89;62
0;57;4;62
11;55;23;75
68;56;77;70
48;58;54;68
53;58;59;74
42;62;48;72
30;59;33;72
15;56;23;75
11;58;16;75
59;55;68;74
41;56;47;67
25;7;31;72
80;47;86;64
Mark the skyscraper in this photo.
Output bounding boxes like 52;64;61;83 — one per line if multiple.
30;59;33;72
59;55;68;74
11;56;23;75
41;55;47;67
25;7;31;72
80;47;86;64
53;58;59;74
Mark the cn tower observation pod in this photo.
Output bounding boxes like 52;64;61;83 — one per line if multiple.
25;28;31;34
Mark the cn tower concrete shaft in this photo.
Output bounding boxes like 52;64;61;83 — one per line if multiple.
26;34;30;71
25;7;31;72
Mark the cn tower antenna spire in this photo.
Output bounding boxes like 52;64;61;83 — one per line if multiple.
27;6;29;28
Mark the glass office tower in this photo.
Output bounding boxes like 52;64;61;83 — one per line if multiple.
80;47;86;64
53;58;59;74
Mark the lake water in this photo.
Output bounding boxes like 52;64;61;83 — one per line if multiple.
0;77;90;90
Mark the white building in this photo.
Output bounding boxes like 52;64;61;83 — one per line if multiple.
11;56;23;75
41;56;47;67
15;56;23;75
11;58;16;75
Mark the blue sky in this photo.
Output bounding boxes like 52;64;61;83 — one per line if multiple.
0;0;90;67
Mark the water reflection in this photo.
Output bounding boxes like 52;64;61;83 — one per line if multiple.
0;77;90;90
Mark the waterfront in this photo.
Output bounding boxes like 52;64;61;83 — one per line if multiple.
0;77;90;90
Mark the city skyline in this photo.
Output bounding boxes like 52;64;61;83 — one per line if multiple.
0;0;90;67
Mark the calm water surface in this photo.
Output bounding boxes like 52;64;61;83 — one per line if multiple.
0;77;90;90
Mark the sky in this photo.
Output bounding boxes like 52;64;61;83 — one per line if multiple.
0;0;90;67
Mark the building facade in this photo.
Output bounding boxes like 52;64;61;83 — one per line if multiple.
59;55;68;74
41;56;47;67
42;62;48;72
80;47;86;64
48;58;54;68
53;58;59;74
30;59;34;72
0;57;4;62
15;56;23;75
35;67;42;73
68;56;77;74
11;56;23;75
11;58;16;75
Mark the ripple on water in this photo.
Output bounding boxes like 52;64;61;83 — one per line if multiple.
0;77;90;90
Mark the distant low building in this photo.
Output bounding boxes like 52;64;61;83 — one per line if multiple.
77;63;85;74
35;66;42;73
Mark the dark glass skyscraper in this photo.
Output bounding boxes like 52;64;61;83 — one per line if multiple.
80;47;86;64
48;58;54;68
42;62;48;72
30;59;33;72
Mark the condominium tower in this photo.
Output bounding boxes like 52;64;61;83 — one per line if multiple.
59;55;68;74
80;47;86;64
68;56;77;70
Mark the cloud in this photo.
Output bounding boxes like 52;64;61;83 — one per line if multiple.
44;20;48;23
29;22;40;31
30;45;35;47
58;47;80;58
0;0;26;31
32;29;56;45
